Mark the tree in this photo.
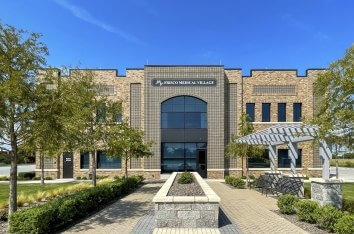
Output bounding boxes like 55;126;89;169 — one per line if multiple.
65;71;108;186
313;45;354;177
104;120;153;179
226;112;263;186
0;23;48;216
23;70;67;185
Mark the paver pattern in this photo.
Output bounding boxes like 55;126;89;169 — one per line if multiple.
208;182;308;234
153;228;220;234
62;181;163;234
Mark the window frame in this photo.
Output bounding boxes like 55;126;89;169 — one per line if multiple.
262;103;271;122
277;103;286;122
293;103;302;122
246;103;255;122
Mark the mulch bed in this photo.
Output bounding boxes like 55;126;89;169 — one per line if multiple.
273;210;329;234
167;174;205;196
0;221;7;234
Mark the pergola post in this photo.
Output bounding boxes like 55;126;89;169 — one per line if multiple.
268;145;276;172
287;141;298;176
319;140;332;180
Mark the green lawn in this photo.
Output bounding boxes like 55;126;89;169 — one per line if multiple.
0;182;77;204
305;183;354;200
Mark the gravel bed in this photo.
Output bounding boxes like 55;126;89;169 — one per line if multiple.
0;221;7;234
273;210;329;234
167;174;205;196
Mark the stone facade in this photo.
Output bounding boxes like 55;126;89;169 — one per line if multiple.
311;180;343;209
35;66;325;179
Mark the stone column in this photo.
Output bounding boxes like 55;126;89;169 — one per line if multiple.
311;179;343;209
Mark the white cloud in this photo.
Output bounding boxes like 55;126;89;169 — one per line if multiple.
53;0;145;45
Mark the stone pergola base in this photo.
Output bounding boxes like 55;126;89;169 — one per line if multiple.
311;179;343;209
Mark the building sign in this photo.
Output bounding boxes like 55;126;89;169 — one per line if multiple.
152;79;217;87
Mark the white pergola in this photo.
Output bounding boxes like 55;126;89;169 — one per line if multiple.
235;123;332;179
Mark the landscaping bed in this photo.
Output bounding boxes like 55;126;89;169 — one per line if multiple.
1;176;143;234
167;173;205;196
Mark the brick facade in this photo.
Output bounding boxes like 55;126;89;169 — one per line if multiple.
35;66;324;179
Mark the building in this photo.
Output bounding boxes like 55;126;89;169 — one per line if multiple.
35;65;325;179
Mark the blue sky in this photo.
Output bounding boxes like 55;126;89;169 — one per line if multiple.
1;0;353;75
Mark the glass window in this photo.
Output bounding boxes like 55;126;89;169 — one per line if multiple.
293;103;302;122
96;104;106;123
97;151;121;169
80;152;90;169
248;150;270;168
262;103;271;122
161;96;207;129
114;114;123;122
161;143;206;172
278;149;302;168
246;103;255;122
278;103;286;122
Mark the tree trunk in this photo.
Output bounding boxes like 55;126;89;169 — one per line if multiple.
124;155;128;179
335;145;339;179
8;119;18;218
241;156;244;177
40;152;45;185
91;150;97;187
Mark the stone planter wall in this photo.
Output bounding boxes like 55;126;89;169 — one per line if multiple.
311;179;343;209
153;172;220;228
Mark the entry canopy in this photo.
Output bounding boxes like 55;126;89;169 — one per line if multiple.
235;123;333;179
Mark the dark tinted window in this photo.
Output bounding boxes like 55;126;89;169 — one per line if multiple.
80;152;90;169
278;103;286;122
96;104;106;123
97;151;121;169
262;103;271;122
246;103;255;122
278;149;302;168
161;96;207;129
293;103;302;122
248;150;270;168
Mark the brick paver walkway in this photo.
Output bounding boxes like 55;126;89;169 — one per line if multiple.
208;182;308;234
62;182;163;234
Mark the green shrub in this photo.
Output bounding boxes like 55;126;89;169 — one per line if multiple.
277;194;299;214
178;172;193;184
231;178;245;188
97;175;109;180
45;176;53;180
10;176;143;233
225;176;245;189
76;177;81;180
82;177;88;180
249;174;256;180
295;200;319;223
18;172;35;180
315;204;344;232
0;176;8;181
0;209;8;221
343;153;354;159
343;199;354;213
32;176;40;180
334;214;354;234
241;175;246;179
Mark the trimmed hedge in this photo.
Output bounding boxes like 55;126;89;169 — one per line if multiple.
315;204;344;232
18;172;35;180
10;176;144;234
225;176;245;189
295;200;319;223
333;214;354;234
343;199;354;214
277;194;299;214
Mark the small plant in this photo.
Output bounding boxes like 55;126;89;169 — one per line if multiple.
225;176;245;189
18;172;35;180
314;204;343;232
343;198;354;213
32;176;40;180
45;176;53;180
295;200;318;223
277;194;299;214
304;186;311;199
76;176;81;180
82;177;88;180
248;174;256;180
333;214;354;234
178;172;193;184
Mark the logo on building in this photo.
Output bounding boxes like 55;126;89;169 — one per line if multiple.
152;79;217;87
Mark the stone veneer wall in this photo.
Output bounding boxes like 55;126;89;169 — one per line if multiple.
35;68;325;179
311;180;343;209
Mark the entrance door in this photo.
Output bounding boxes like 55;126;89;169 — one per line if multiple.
197;149;207;178
63;152;73;178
